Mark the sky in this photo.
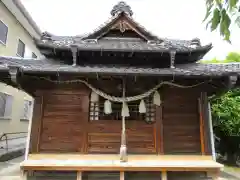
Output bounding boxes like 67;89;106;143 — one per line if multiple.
21;0;240;60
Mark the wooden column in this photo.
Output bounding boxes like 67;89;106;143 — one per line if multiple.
207;170;220;180
120;171;125;180
161;171;167;180
29;92;44;153
156;105;163;154
199;92;213;156
21;170;27;180
198;97;205;155
77;172;82;180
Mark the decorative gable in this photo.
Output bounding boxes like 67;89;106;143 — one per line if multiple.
82;1;161;42
99;17;149;41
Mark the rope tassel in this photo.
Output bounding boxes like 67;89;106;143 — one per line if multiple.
139;99;146;113
121;102;129;117
104;100;112;114
153;90;161;106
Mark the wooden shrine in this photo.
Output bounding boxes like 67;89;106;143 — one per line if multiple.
0;1;240;180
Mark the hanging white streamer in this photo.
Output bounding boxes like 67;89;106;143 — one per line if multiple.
139;99;146;113
153;91;161;106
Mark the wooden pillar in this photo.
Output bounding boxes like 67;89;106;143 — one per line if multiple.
198;97;205;155
161;171;167;180
200;92;213;156
207;170;220;180
156;105;163;154
21;170;27;180
120;171;125;180
29;92;44;153
77;172;82;180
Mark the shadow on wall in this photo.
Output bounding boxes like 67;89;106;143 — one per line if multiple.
0;82;33;134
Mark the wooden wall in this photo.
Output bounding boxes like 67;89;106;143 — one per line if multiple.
39;86;89;152
161;87;201;154
88;121;155;154
29;83;211;155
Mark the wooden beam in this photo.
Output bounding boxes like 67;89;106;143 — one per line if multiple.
21;154;223;172
198;97;205;155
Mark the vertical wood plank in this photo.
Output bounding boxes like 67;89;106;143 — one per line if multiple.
39;89;90;153
156;105;163;154
29;93;43;153
82;94;90;154
77;171;82;180
198;97;205;155
161;171;167;180
202;92;212;155
21;170;27;180
120;171;125;180
37;95;44;152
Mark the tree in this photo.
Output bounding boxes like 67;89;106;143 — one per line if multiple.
203;52;240;136
225;51;240;62
204;0;240;42
211;89;240;136
201;51;240;63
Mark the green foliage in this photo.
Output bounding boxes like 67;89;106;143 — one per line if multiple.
225;52;240;62
201;52;240;63
211;89;240;136
204;0;240;42
204;52;240;136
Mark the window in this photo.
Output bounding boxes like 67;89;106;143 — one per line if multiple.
0;93;13;118
0;20;8;45
32;52;37;58
21;100;32;120
89;96;155;122
17;39;25;57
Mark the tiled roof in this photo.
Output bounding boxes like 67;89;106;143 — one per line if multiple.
36;38;212;53
0;56;240;77
36;2;211;54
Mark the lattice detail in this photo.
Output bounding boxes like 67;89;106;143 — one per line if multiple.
89;96;155;122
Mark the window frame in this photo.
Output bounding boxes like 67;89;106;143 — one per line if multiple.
20;100;32;121
16;39;25;57
0;93;13;120
0;20;8;45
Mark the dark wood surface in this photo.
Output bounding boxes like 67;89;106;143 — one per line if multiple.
162;87;201;154
28;80;211;156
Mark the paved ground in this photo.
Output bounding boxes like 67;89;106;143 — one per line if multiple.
0;155;240;180
0;156;24;180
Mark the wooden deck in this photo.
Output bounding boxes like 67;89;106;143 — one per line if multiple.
21;154;223;172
